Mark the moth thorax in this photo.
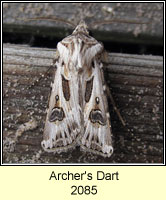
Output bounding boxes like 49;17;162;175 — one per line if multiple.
71;53;84;70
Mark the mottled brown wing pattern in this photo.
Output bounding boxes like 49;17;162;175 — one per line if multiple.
41;53;82;153
81;56;113;157
41;20;113;157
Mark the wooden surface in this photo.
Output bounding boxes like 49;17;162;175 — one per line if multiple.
3;44;163;164
3;2;163;46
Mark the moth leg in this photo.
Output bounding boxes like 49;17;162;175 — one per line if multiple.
106;85;126;126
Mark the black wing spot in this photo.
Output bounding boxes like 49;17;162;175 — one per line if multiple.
49;107;65;122
62;75;70;101
95;97;100;104
89;109;106;125
62;61;65;66
85;76;94;102
92;60;95;68
55;95;59;102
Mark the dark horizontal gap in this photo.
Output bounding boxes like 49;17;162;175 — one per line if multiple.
3;31;163;56
104;40;163;56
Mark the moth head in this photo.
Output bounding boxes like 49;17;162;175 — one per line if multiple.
73;20;89;35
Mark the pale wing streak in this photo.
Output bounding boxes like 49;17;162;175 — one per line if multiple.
41;46;81;152
42;20;114;157
81;59;113;157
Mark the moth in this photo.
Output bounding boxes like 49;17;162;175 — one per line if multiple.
41;20;115;157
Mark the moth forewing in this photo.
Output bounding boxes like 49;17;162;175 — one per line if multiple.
41;43;82;153
80;54;113;157
41;20;113;157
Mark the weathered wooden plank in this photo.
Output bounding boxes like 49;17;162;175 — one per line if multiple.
3;44;163;164
3;2;163;46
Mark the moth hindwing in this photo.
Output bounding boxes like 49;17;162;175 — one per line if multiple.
41;20;113;157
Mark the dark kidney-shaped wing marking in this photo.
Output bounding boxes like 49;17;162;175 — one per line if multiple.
81;58;113;157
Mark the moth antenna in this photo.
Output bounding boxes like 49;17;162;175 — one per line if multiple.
17;16;76;28
89;19;149;28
